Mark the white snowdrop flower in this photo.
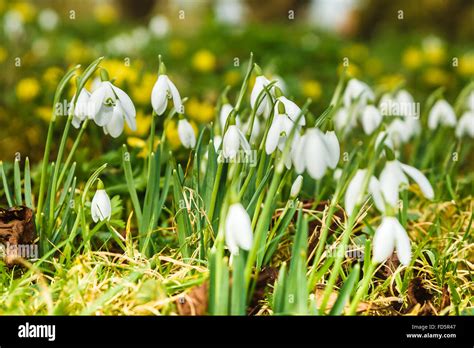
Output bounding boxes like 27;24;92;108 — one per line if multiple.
343;78;374;108
219;103;242;131
250;75;273;116
333;168;342;181
304;128;339;180
148;15;169;38
379;160;434;208
213;135;222;152
334;107;356;133
276;96;305;126
455;111;474;138
428;99;456;130
89;80;137;137
291;132;306;174
344;169;384;216
361;105;382;135
177;119;196;148
225;203;253;255
72;88;92;129
265;113;296;155
290;175;303;198
38;9;59;32
91;181;112;223
215;0;243;25
151;72;183;115
387;119;411;146
375;131;394;153
395;89;417;118
243;116;261;142
322;131;340;169
373;216;411;266
222;125;250;159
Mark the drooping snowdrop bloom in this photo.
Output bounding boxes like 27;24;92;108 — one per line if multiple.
177;118;196;148
292;129;340;180
455;111;474;138
89;79;137;137
361;105;382;135
71;88;92;129
243;116;261;142
334;107;356;134
266;112;298;155
91;180;112;223
379;160;434;208
428;99;456;130
151;65;183;115
225;203;253;255
219;103;241;131
373;216;411;266
344;169;384;216
343;78;374;108
250;74;273;116
222;125;251;159
290;175;303;198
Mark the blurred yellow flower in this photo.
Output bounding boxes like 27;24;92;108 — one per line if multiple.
423;68;450;86
127;137;159;158
42;66;63;88
16;78;40;102
0;46;7;63
364;57;383;77
65;40;92;64
378;74;405;91
337;63;360;78
11;2;36;22
94;3;118;25
192;50;217;73
169;39;187;58
423;40;446;65
186;98;215;123
132;73;156;105
224;70;241;86
301;80;322;100
125;110;151;137
101;59;138;85
402;47;423;70
458;53;474;77
35;106;52;122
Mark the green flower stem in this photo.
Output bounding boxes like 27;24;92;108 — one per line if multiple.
347;262;377;315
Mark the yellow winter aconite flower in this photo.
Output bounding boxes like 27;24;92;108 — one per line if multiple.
186;98;215;123
169;39;187;58
458;53;474;77
423;68;450;86
378;74;405;91
65;40;93;64
192;50;217;73
423;40;446;65
42;66;63;88
35;106;52;122
16;78;40;101
364;57;383;77
224;70;241;86
0;46;7;63
337;63;360;78
101;59;138;85
93;3;118;25
11;2;36;22
302;80;322;100
402;47;423;70
125;111;151;137
127;137;159;158
132;73;156;105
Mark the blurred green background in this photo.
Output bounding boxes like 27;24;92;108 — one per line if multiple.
0;0;473;162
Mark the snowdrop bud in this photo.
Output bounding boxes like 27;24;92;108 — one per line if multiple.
344;169;367;216
361;105;382;135
250;75;272;116
225;203;253;255
220;103;234;131
373;216;411;266
72;88;91;129
428;99;456;130
343;78;374;108
222;125;250;159
322;131;340;169
91;180;112;223
151;73;183;115
304;129;331;180
455;111;474;138
178;119;196;149
290;175;303;198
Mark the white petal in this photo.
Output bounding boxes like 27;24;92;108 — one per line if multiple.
304;129;329;180
151;75;169;115
368;176;385;213
226;203;253;251
220;104;234;131
455;111;474;138
251;76;270;116
105;104;125;138
177;119;196;149
89;83;110;126
372;216;397;264
291;133;306;174
379;161;407;208
74;89;91;120
322;131;340;169
112;85;136;130
91;189;112;222
344;169;366;216
265;116;284;154
428;99;456;130
393;220;411;266
400;163;434;200
279;96;305;126
361;105;382;135
166;76;183;114
290;175;303;197
223;125;240;159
